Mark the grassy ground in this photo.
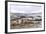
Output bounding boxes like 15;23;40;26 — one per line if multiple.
10;20;42;29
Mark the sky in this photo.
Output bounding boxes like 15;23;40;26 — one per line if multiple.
10;4;42;13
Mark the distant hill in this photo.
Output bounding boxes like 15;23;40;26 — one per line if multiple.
10;13;42;20
10;12;42;17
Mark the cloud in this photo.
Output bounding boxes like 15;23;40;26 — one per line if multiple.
10;4;42;13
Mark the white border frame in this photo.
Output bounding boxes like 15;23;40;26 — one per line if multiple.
7;2;44;32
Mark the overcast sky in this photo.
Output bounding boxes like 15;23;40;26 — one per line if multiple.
10;4;42;13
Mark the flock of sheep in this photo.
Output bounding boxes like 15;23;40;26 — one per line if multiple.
10;17;41;29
